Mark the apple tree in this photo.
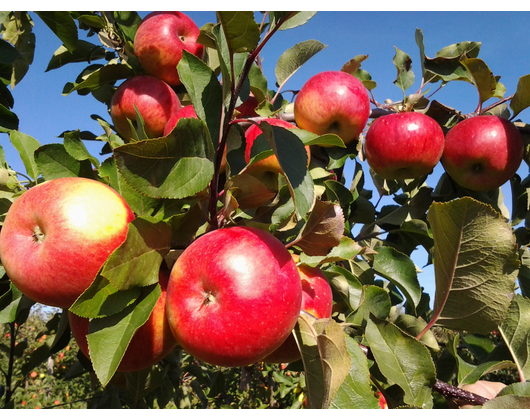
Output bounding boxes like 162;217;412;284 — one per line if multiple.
2;11;530;409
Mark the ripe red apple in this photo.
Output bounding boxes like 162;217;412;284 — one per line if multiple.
134;11;204;87
68;267;177;372
163;104;198;136
235;93;259;118
165;226;303;367
0;177;135;309
442;115;524;191
244;118;311;174
110;75;181;142
262;257;333;363
294;70;370;145
364;111;445;180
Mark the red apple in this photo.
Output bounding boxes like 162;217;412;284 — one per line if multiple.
235;93;259;118
134;11;204;87
0;177;135;308
244;118;311;174
442;115;524;191
294;70;370;145
163;104;198;136
165;226;303;367
262;257;333;363
68;267;177;372
364;111;445;180
110;75;181;142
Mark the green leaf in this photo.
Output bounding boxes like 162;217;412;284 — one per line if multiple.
415;28;426;81
499;294;530;382
276;11;317;31
113;11;142;45
393;314;440;352
365;317;436;408
423;41;480;84
0;39;19;64
113;118;215;199
340;54;369;75
70;275;142;318
98;157;160;218
177;50;223;148
301;236;363;267
100;217;171;290
460;57;498;106
217;11;260;53
0;283;23;323
373;246;422;312
347;285;391;326
2;12;35;87
258;123;315;218
34;143;94;181
0;103;19;131
291;200;344;256
275;40;327;88
427;197;519;334
331;335;381;409
87;283;160;386
393;47;415;93
9;130;40;180
510;74;530;119
323;265;363;313
294;314;351;409
63;130;100;167
483;395;530;409
63;61;134;95
46;40;106;72
35;11;78;52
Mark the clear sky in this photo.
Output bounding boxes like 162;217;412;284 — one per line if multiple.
3;9;530;305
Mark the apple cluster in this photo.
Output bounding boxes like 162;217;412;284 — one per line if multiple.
109;11;204;142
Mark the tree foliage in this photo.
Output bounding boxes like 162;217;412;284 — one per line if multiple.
1;10;530;409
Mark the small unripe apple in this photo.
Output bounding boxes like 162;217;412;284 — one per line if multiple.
262;256;333;364
442;115;524;191
110;75;181;141
364;111;445;180
165;226;303;367
294;70;370;145
134;12;204;87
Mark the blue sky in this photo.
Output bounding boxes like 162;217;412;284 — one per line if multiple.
3;10;530;304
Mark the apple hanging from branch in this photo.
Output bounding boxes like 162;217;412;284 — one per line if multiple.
441;115;524;191
134;11;204;87
165;226;303;367
363;111;445;180
0;177;135;309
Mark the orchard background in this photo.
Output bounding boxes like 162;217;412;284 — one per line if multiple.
1;8;530;409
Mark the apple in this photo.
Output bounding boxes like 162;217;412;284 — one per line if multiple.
235;93;259;118
110;75;181;142
68;266;177;372
442;115;524;191
294;70;371;145
163;104;198;136
363;111;445;180
0;177;135;309
244;118;311;174
165;226;303;367
262;256;333;363
134;11;204;87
